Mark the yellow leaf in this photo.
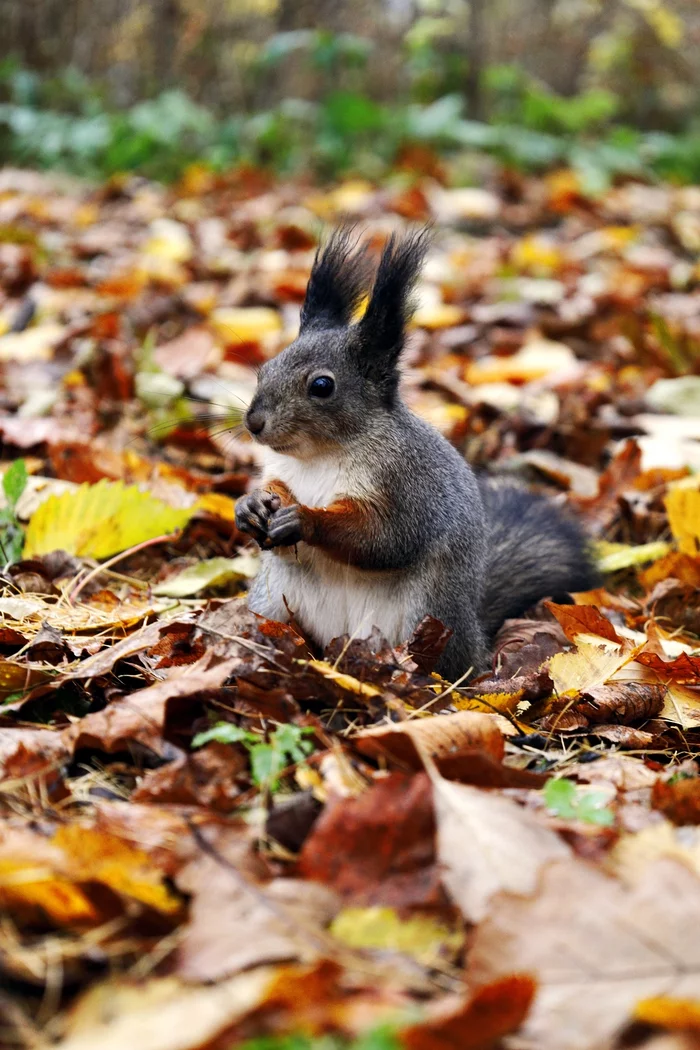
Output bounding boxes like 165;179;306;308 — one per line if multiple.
0;659;50;698
511;233;564;276
143;219;193;262
548;641;633;696
0;860;97;923
331;906;462;965
454;687;531;715
24;479;194;559
661;683;700;728
412;302;466;330
305;658;382;699
210;307;282;345
465;337;576;385
197;492;238;522
635;997;700;1029
596;539;673;573
666;479;700;555
53;826;181;915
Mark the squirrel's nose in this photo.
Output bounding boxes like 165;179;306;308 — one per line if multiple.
246;408;266;436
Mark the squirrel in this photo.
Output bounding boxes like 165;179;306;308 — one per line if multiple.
235;228;599;680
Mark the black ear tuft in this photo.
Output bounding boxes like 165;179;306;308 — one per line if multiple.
300;227;371;332
357;228;431;371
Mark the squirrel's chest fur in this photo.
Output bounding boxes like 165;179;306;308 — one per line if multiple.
248;448;418;646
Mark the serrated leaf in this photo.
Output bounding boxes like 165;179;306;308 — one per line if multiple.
153;555;257;598
23;479;195;559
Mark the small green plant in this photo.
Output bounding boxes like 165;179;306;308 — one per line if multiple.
0;459;28;565
192;721;314;792
544;777;614;827
237;1026;400;1050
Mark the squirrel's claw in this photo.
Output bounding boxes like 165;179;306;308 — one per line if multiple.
266;505;304;548
235;489;281;545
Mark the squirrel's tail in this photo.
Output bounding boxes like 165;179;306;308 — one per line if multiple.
478;478;601;639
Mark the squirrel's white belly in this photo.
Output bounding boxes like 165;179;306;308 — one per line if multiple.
248;449;419;646
250;550;415;647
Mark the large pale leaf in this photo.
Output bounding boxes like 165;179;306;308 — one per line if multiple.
466;857;700;1050
24;479;195;559
153;554;257;597
429;768;569;922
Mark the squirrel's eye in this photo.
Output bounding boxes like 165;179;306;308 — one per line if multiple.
308;375;335;399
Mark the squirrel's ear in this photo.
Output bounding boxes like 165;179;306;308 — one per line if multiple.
300;227;371;332
357;228;431;370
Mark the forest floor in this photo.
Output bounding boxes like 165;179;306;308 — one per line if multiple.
1;163;700;1050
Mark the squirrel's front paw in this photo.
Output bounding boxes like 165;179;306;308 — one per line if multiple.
266;504;305;548
235;489;281;545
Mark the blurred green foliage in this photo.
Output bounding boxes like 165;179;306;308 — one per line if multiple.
236;1027;400;1050
4;36;700;188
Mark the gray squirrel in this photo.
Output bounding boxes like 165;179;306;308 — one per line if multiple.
235;228;599;680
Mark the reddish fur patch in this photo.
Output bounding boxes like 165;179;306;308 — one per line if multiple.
300;499;377;566
264;478;296;506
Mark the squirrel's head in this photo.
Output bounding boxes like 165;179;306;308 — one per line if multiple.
245;227;430;458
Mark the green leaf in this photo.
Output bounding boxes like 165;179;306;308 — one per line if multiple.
575;791;615;827
250;742;285;790
544;778;614;827
192;723;253;748
271;723;314;764
543;777;578;819
2;459;27;510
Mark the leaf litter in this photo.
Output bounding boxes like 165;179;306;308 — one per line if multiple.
2;165;700;1050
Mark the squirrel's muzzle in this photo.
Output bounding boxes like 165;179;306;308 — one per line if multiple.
245;406;266;436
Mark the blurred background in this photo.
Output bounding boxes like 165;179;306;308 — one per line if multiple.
2;0;700;186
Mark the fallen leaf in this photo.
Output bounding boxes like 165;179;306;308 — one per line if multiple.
429;769;570;922
153;554;258;597
53;968;277;1050
666;479;700;555
466;857;700;1050
24;479;195;558
298;772;445;910
353;710;506;771
175;829;338;982
401;975;535;1050
330;907;462;966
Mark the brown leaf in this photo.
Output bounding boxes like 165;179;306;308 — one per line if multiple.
406;616;454;673
132;743;248;810
298;772;445;910
653;776;700;826
637;651;700;683
175;829;338;982
353;711;506;771
466;857;700;1050
401;976;536;1050
0;726;69;781
589;723;658;748
573;438;643;533
63;655;239;756
62;619;166;679
541;681;666;731
545;601;623;645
